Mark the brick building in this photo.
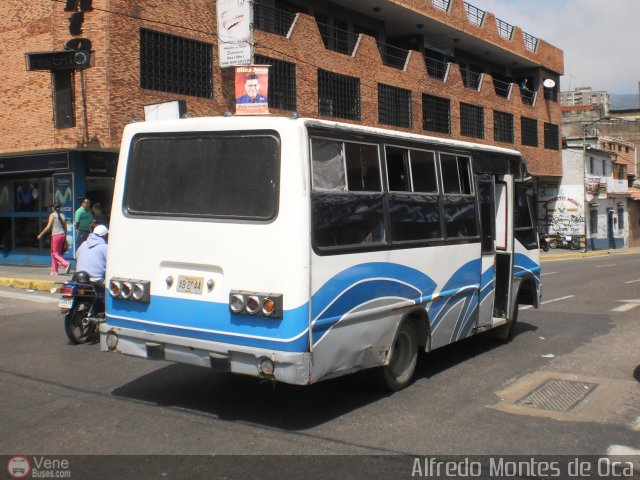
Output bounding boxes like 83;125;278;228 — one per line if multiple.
0;0;563;264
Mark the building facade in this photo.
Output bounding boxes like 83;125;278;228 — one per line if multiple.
538;138;631;251
560;86;610;117
0;0;564;264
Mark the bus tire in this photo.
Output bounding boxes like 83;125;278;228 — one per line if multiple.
372;321;418;391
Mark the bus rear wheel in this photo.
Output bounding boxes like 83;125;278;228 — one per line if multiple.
373;321;418;391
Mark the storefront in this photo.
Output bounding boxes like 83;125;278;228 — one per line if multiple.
0;150;117;265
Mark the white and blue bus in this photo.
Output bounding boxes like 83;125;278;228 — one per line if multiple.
101;116;540;391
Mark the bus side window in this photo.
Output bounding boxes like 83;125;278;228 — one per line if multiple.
387;147;442;242
311;139;347;191
344;142;381;192
385;147;410;192
312;139;384;249
439;154;477;239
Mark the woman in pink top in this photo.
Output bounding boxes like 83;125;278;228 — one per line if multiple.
37;203;71;275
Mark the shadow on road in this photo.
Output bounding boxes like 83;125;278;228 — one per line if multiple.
111;321;537;430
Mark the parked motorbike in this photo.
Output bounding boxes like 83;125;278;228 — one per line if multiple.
58;271;104;344
548;233;580;250
539;233;550;252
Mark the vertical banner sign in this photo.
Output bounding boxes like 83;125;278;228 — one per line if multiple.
235;65;270;115
53;173;74;260
217;0;252;67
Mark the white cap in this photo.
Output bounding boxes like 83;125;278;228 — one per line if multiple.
93;225;109;237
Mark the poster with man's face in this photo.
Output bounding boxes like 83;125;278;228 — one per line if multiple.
235;65;269;115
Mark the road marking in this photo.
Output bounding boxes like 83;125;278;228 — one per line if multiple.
595;264;616;268
624;279;640;284
520;295;574;311
606;444;640;456
541;272;557;276
0;290;58;304
612;299;640;312
541;295;574;305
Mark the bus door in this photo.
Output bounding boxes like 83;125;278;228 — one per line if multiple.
476;175;512;327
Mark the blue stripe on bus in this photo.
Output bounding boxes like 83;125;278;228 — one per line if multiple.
107;295;310;352
310;262;438;344
514;253;541;279
479;267;495;305
310;262;437;320
428;259;481;332
106;256;538;353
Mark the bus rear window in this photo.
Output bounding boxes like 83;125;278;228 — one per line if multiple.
124;133;279;220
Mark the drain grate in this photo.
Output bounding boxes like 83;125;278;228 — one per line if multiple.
517;379;598;412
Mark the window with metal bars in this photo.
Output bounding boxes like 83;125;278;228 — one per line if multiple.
253;0;298;36
543;122;559;150
254;55;296;111
589;208;598;234
460;103;484;139
521;117;538;146
140;29;213;99
378;84;411;128
493;111;514;143
422;94;450;134
318;70;360;120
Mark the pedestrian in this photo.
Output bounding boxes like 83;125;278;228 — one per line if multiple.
37;203;71;275
74;197;93;249
91;202;108;227
519;78;529;90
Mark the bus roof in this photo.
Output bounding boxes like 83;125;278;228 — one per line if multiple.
123;115;523;159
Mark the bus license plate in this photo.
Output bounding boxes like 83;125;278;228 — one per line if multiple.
176;275;203;295
58;297;74;309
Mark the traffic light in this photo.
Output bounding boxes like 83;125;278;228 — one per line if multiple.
64;0;92;11
64;0;78;11
69;12;84;35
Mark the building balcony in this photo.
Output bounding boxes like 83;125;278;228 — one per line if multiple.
252;0;563;74
606;178;629;195
253;6;550;109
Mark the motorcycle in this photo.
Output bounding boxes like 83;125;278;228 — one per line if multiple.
548;233;580;250
58;271;104;344
539;233;550;252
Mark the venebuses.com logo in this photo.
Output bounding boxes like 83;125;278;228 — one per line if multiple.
6;456;71;478
7;456;30;479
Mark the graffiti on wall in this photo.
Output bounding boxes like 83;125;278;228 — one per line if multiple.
538;185;585;235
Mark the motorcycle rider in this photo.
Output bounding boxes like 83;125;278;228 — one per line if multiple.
76;224;108;287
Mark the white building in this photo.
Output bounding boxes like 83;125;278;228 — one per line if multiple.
537;137;629;250
560;87;610;117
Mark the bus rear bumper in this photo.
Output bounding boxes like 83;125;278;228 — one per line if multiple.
99;323;312;386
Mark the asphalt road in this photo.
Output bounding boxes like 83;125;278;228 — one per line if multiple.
0;254;639;477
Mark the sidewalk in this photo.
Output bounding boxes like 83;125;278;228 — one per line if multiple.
0;265;72;292
540;245;640;261
2;247;640;293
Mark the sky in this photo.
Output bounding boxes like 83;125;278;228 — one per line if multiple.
475;0;640;94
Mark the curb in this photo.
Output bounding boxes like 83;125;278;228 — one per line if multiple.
541;248;640;261
0;277;62;292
